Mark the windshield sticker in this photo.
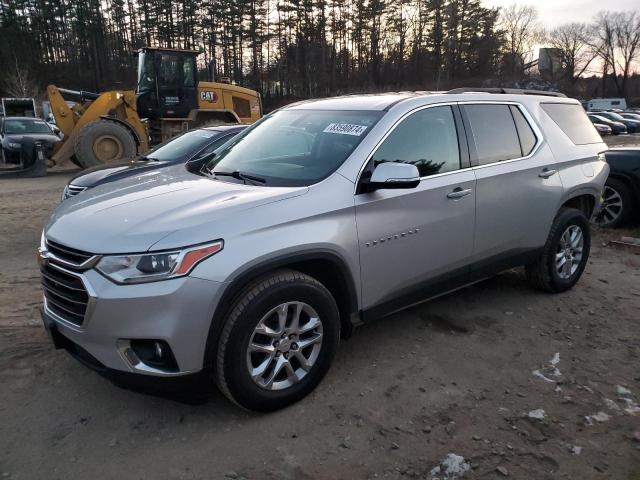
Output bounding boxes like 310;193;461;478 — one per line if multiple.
323;123;368;136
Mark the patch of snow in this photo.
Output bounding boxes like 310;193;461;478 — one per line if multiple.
532;353;562;383
430;453;471;479
528;409;546;420
603;398;620;411
586;411;611;423
615;385;640;415
622;398;640;415
616;385;632;396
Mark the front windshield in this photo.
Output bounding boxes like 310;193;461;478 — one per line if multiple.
4;119;52;134
137;51;156;92
147;129;218;162
205;109;383;187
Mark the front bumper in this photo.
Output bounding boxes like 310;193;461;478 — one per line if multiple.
42;269;226;377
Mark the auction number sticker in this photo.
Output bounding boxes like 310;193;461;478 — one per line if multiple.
323;123;368;136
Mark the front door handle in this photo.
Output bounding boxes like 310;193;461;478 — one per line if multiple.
447;187;472;199
538;168;557;178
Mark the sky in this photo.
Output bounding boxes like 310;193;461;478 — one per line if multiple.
484;0;638;28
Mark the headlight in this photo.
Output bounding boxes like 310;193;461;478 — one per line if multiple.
8;142;20;149
96;241;223;284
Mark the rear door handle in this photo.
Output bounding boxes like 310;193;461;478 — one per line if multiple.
447;187;472;199
538;168;557;178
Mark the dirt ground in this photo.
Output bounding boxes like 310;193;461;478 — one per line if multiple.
1;139;640;480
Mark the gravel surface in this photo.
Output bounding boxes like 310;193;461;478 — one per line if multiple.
1;146;639;479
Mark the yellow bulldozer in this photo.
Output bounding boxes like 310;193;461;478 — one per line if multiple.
48;47;262;168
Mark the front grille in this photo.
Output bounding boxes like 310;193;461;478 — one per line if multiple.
64;184;87;199
46;240;93;266
41;263;89;326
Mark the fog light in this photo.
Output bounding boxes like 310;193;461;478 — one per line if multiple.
154;341;163;359
129;339;179;372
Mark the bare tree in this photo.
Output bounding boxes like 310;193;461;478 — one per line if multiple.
592;10;640;97
2;56;40;98
547;23;597;83
613;10;640;97
499;4;541;74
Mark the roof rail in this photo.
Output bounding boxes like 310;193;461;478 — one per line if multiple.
447;87;567;98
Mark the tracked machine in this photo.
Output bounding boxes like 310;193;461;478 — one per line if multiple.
48;47;262;168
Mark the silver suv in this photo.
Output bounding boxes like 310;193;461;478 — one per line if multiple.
39;89;608;411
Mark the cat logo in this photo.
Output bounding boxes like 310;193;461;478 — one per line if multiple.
200;91;217;103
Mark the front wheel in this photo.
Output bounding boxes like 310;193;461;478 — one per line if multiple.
215;270;340;411
526;208;591;293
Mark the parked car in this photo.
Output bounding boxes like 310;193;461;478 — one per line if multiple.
620;112;640;122
39;90;608;411
592;148;640;228
593;123;612;136
588;114;627;135
595;111;640;133
61;125;246;200
0;116;61;163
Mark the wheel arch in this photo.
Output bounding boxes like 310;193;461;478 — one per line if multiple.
192;109;240;126
202;250;359;370
559;189;598;218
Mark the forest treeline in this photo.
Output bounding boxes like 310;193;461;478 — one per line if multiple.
0;0;639;109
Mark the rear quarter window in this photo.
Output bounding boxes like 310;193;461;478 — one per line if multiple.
541;103;602;145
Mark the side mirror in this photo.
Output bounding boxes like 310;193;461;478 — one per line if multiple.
364;162;420;192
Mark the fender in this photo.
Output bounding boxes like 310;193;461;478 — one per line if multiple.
202;249;360;370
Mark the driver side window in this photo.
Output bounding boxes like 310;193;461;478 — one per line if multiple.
372;106;461;178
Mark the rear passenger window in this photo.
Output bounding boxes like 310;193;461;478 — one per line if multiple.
540;103;602;145
372;106;460;177
464;104;521;165
510;105;537;156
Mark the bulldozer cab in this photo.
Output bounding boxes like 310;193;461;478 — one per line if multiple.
136;47;198;119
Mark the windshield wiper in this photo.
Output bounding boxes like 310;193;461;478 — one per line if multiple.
213;170;266;185
138;156;159;162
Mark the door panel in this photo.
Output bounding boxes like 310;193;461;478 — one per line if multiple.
472;143;563;259
355;170;476;309
461;103;564;261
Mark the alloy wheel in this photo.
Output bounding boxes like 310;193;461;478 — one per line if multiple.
593;185;623;226
246;301;323;391
555;225;584;280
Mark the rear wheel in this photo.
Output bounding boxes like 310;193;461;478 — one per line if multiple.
526;208;591;293
74;119;137;168
215;270;340;411
592;178;633;228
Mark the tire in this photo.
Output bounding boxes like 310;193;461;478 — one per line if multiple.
69;155;83;168
592;178;633;228
215;269;340;411
526;208;591;293
73;119;137;168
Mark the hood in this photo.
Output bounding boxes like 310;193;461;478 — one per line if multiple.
3;133;60;144
69;160;170;188
46;164;308;254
